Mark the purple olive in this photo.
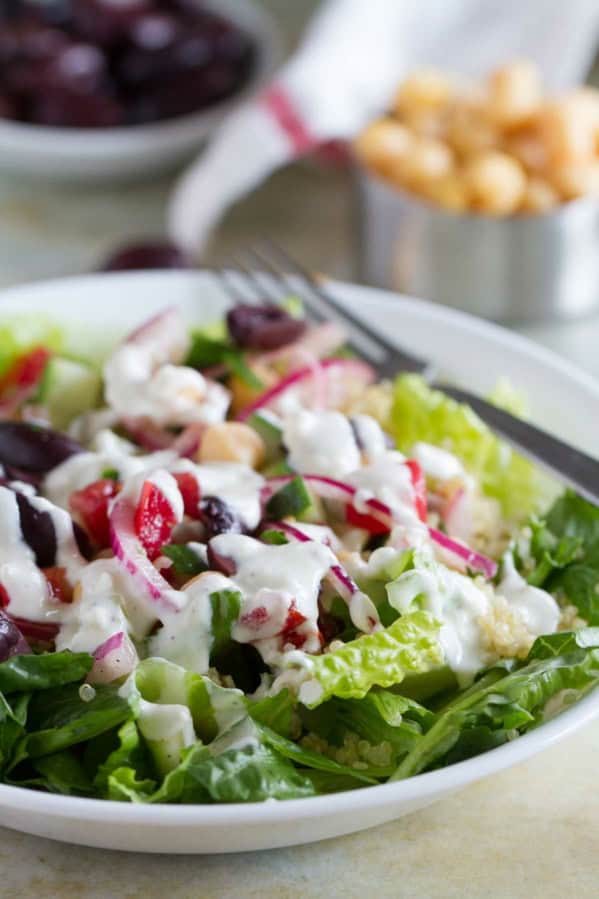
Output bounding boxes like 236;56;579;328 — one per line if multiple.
14;491;57;568
0;94;17;119
0;611;30;661
227;304;307;351
199;496;242;541
45;42;109;94
72;0;153;48
207;542;237;576
31;88;125;128
101;241;191;272
0;422;83;473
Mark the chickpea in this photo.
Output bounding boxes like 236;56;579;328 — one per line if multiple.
229;361;277;416
198;422;265;469
520;176;559;213
393;137;454;190
393;69;453;117
540;93;597;165
488;60;542;129
353;118;413;176
426;172;469;212
551;160;599;200
464;151;526;215
445;99;499;158
504;129;547;174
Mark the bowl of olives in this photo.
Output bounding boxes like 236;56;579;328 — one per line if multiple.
0;0;280;180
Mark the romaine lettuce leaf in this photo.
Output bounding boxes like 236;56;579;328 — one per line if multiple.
524;492;599;623
293;611;443;708
25;684;131;758
392;647;599;779
0;651;92;694
389;375;557;519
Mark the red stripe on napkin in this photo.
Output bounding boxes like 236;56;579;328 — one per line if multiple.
261;85;316;154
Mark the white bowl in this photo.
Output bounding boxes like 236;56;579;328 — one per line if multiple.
0;270;598;853
0;0;281;181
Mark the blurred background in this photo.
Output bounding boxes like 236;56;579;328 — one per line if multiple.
1;0;599;370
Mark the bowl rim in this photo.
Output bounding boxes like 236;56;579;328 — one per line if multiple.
0;269;598;828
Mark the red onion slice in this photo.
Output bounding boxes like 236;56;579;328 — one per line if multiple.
109;498;185;615
90;630;137;684
236;357;375;422
428;527;498;580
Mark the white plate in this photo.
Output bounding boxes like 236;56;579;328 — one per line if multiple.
0;0;281;181
0;270;598;854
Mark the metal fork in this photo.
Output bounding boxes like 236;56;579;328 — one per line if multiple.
216;242;599;507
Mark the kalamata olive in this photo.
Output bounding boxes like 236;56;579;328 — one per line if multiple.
31;88;125;128
207;542;237;576
227;304;307;351
101;241;191;271
72;0;153;48
0;611;30;661
14;491;57;568
0;422;83;473
73;521;94;560
128;12;180;52
0;94;17;119
46;43;109;94
199;496;242;541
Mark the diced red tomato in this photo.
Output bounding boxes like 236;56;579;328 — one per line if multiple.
0;346;51;416
70;478;121;548
281;601;308;648
134;480;179;561
10;616;58;644
0;347;50;396
173;471;201;518
43;566;73;603
405;459;428;522
345;504;390;535
0;584;9;608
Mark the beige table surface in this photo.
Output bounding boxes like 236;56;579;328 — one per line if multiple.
2;4;599;895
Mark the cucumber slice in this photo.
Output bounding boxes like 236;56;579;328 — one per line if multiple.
248;410;283;462
265;476;312;520
38;357;102;430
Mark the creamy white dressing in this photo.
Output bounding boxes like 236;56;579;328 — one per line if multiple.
212;534;335;655
351;414;390;461
104;328;230;427
347;452;423;530
388;550;493;676
54;571;129;655
283;409;361;477
44;429;177;510
171;459;264;530
498;553;560;637
0;486;63;623
148;571;233;674
412;442;465;481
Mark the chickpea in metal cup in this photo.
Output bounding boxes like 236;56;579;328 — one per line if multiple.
354;61;599;216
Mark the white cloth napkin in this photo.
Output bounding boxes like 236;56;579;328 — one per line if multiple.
168;0;599;257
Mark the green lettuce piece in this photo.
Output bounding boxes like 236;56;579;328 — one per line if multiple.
393;647;599;780
209;590;242;661
527;627;599;660
257;723;384;782
247;688;296;739
294;611;443;708
25;684;131;759
300;690;433;767
389;374;557;519
524;492;599;623
0;692;30;776
0;652;92;694
93;719;154;794
0;315;64;378
109;740;316;804
18;750;95;797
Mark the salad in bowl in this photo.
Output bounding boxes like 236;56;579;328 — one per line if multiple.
0;296;598;806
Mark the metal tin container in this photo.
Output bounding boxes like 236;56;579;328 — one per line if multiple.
356;168;599;323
